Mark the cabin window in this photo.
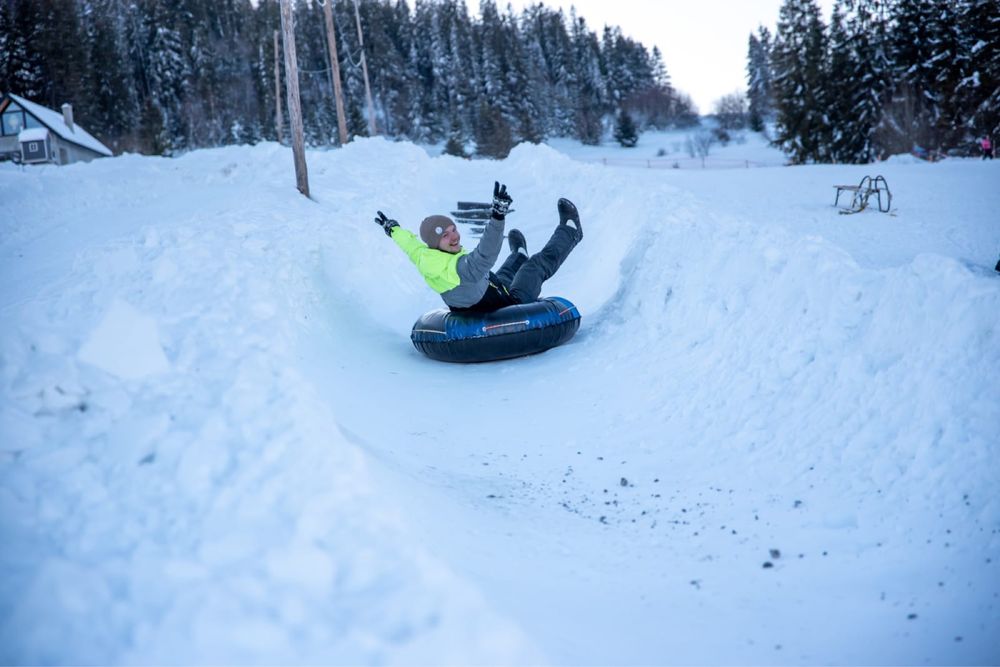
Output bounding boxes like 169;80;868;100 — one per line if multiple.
2;110;26;136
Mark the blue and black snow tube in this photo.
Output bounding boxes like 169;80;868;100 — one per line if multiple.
411;296;581;363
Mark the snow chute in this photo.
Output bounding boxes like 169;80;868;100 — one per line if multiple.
410;296;580;363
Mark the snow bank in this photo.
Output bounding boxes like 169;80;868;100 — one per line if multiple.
598;203;1000;500
77;299;170;379
884;152;930;165
0;144;540;664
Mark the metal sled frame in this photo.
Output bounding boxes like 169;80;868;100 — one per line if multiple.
834;175;892;214
451;201;515;238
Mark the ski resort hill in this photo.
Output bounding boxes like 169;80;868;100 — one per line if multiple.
1;138;998;664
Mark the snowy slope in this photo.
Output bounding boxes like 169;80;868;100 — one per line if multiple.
1;139;998;664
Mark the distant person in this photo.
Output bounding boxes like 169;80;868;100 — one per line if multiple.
374;181;583;313
981;135;994;160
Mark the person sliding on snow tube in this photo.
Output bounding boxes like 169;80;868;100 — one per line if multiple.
373;181;583;312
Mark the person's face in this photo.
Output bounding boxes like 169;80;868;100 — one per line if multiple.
437;224;461;253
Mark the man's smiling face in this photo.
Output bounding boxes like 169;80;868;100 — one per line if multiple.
437;224;462;253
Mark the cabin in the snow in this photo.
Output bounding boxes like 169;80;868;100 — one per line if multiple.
0;93;113;165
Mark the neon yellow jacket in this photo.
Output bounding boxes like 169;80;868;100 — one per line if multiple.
391;219;504;307
391;227;466;291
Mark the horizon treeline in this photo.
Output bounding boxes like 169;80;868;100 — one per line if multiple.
0;0;699;156
747;0;1000;164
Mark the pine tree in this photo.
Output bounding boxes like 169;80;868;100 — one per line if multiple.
843;0;892;162
253;0;282;144
771;0;830;163
474;101;513;158
443;120;469;157
477;0;535;143
928;0;970;148
520;5;576;136
882;0;940;153
0;3;9;90
602;26;629;108
958;0;1000;141
346;100;368;138
570;12;605;144
826;1;857;161
134;0;190;153
403;36;426;141
1;0;48;100
505;7;543;144
295;0;334;145
378;0;419;139
613;108;638;147
520;6;556;138
82;0;139;152
444;1;479;139
650;46;671;90
408;0;443;141
746;26;774;132
424;0;454;141
35;0;90;112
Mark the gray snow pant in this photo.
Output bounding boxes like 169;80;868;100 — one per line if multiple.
457;224;580;313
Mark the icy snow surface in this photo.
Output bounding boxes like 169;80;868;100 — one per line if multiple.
1;137;998;664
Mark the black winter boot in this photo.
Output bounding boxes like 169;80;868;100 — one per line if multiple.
508;228;527;255
558;198;582;240
507;223;579;304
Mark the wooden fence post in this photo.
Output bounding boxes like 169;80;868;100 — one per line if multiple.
279;0;309;198
321;0;349;146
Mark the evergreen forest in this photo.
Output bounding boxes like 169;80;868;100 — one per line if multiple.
3;0;997;164
0;0;697;157
748;0;1000;163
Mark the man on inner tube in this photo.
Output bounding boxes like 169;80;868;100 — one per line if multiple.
374;182;583;313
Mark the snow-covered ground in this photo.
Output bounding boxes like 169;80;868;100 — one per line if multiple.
1;134;998;665
547;127;790;169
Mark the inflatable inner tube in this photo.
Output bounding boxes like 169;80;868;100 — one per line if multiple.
411;296;580;363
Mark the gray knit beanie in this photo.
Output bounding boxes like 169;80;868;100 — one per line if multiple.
420;215;455;248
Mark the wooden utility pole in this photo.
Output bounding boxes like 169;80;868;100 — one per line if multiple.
352;0;377;136
320;0;349;145
273;30;284;145
279;0;309;197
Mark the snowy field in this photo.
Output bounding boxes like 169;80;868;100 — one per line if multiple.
546;127;790;169
1;135;999;665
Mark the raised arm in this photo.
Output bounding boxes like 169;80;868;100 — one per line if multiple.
457;181;512;281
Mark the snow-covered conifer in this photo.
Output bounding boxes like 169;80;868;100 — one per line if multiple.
746;26;774;133
772;0;830;163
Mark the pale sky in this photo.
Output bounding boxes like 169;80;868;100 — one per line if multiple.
499;0;835;114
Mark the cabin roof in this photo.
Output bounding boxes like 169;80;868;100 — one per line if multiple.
6;93;113;156
18;127;50;142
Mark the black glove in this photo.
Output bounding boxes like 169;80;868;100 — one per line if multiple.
374;210;399;238
491;181;513;220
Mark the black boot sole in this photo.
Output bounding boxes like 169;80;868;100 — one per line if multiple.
508;228;527;255
558;198;582;239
